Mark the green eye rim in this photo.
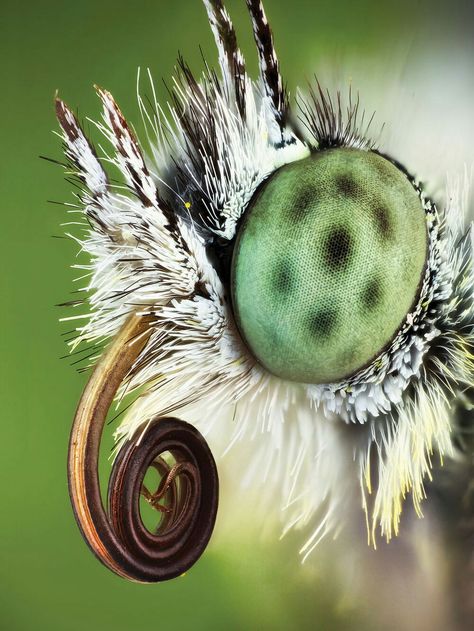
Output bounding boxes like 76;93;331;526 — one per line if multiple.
230;148;429;385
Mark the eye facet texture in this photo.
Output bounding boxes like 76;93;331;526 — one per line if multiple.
231;148;428;384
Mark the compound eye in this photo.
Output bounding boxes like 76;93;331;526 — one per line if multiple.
231;148;428;384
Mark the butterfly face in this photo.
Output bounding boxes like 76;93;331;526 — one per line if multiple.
56;0;473;582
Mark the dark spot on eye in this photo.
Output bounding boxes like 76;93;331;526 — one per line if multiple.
336;174;360;198
323;227;353;270
272;261;294;295
307;309;337;340
361;276;383;311
373;205;393;241
288;188;317;222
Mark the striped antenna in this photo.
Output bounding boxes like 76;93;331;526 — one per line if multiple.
55;97;109;199
203;0;247;116
96;86;163;210
245;0;288;138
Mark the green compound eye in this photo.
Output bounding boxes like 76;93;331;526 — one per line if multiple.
231;148;428;384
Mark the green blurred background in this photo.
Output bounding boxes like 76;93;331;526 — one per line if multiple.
1;1;472;630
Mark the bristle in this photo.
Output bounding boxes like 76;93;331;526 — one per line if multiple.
298;80;378;150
